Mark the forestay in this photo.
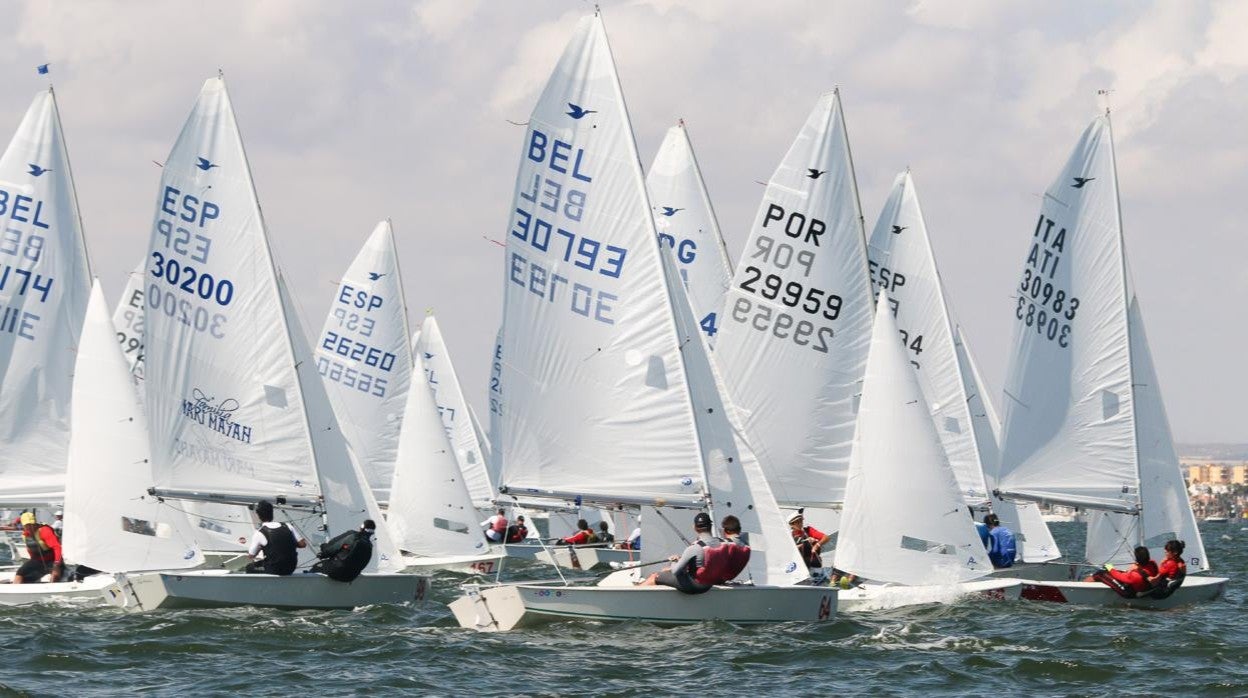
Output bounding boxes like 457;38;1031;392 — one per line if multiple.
142;77;320;501
63;282;202;573
388;353;490;558
414;314;494;507
315;221;412;502
496;15;706;503
835;291;990;585
113;260;146;379
0;89;92;505
646;122;733;344
955;327;1060;562
713;91;873;508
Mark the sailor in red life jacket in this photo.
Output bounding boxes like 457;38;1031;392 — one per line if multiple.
481;509;507;543
1146;539;1187;587
788;511;831;571
13;512;63;584
1087;545;1158;593
637;513;751;594
555;518;596;545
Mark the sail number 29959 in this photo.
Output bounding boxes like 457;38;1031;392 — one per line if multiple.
731;296;831;353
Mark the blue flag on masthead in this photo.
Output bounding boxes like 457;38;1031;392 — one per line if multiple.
36;64;49;75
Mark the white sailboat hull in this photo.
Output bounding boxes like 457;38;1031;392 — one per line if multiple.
104;569;430;612
837;578;1022;612
1018;575;1228;608
0;574;115;606
449;583;837;632
533;546;642;570
400;551;505;575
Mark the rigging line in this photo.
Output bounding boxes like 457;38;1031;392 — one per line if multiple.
652;508;693;546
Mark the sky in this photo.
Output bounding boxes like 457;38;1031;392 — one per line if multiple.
3;0;1245;443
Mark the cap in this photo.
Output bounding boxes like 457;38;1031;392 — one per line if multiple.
54;510;63;517
693;512;712;530
362;519;377;532
19;512;36;526
787;511;804;525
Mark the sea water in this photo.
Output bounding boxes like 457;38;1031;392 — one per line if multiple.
1;522;1244;695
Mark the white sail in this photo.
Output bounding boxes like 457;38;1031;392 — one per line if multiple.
414;314;494;507
0;89;92;505
486;326;504;490
495;15;705;503
866;172;989;503
63;282;202;572
835;291;990;585
713;91;874;508
388;354;487;558
955;326;1060;562
315;221;412;502
113;260;146;379
997;116;1136;511
646;122;733;343
142;76;319;501
1085;297;1206;570
280;277;403;573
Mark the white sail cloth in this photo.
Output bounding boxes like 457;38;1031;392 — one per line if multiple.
113;260;147;379
835;291;991;585
413;314;494;506
646;122;733;343
315;220;412;502
713;91;873;508
63;282;202;573
0;89;92;505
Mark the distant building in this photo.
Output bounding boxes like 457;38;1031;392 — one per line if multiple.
1185;462;1248;486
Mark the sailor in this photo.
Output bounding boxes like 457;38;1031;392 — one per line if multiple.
1089;546;1158;594
1149;540;1187;585
615;515;641;551
983;514;1017;568
788;512;831;570
481;509;508;543
970;507;989;550
505;515;528;543
311;519;375;582
596;521;614;544
51;510;64;539
638;512;751;593
13;512;63;584
556;518;596;545
244;500;308;576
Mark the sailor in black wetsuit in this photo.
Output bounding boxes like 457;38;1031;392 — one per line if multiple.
244;500;308;575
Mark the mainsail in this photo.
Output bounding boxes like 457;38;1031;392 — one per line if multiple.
63;282;202;573
0;88;92;505
142;76;320;502
413;314;494;507
315;220;412;502
996;114;1207;570
713;90;874;508
836;291;991;585
646;122;733;343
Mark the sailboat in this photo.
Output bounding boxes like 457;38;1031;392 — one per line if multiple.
994;113;1227;607
315;220;411;504
865;171;1060;564
646;120;734;344
449;14;829;631
104;76;425;612
0;88;92;514
712;89;875;537
831;290;1022;611
0;283;203;605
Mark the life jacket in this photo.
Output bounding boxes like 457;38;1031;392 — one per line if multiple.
491;516;507;534
583;529;598;544
258;523;298;576
23;525;57;564
694;541;751;586
316;530;373;582
506;524;527;543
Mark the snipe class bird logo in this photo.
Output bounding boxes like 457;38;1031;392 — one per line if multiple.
806;168;827;179
891;225;907;235
367;272;385;281
27;163;50;177
660;206;683;217
1071;176;1095;188
195;156;219;171
566;103;596;119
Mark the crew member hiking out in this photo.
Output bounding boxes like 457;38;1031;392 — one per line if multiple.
1088;546;1158;595
311;520;376;582
13;512;63;584
481;509;507;543
556;519;597;546
637;512;749;594
244;500;308;576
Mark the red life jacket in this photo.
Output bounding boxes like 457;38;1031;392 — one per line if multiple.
491;516;507;534
694;542;751;585
23;525;58;564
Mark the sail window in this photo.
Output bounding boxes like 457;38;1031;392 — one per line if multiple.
1101;390;1119;420
121;516;172;538
645;355;668;389
900;535;956;555
944;417;961;434
265;385;288;408
433;518;470;535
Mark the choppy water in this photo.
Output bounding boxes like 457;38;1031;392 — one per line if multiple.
1;522;1244;696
